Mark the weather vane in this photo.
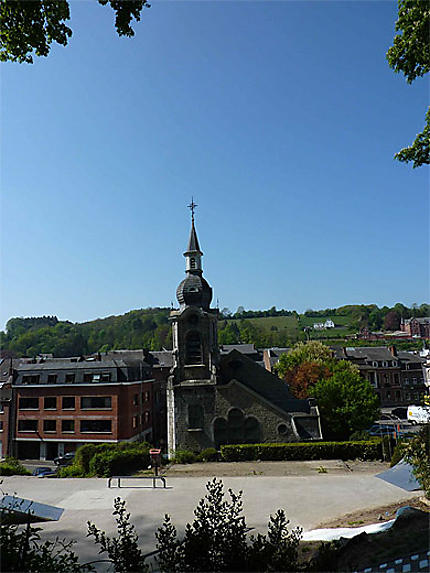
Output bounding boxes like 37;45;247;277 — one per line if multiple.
187;197;198;222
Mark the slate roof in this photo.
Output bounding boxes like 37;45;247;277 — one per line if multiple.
220;344;259;355
150;350;174;368
176;273;212;309
186;220;202;253
219;349;311;414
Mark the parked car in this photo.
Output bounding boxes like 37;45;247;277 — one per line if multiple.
53;452;75;466
366;425;393;436
407;405;430;424
32;466;56;477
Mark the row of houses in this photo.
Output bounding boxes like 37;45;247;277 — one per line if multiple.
0;343;427;461
263;345;429;409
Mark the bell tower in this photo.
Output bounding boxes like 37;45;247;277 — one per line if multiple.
167;200;219;455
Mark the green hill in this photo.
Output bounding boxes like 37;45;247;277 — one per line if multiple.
1;303;428;358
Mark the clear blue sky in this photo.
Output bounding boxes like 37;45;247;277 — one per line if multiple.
1;1;428;329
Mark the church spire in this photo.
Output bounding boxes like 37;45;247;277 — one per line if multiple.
184;198;203;273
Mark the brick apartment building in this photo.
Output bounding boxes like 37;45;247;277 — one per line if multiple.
400;317;430;338
0;353;155;460
334;346;426;408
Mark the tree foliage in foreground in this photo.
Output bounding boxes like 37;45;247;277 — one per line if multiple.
387;0;430;167
0;0;149;64
402;423;430;498
88;478;303;572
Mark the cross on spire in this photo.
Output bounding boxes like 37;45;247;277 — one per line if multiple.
187;197;198;222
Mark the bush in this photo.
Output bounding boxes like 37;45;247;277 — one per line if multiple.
220;440;382;462
89;445;150;478
57;465;87;478
74;444;97;474
349;430;371;441
197;447;218;462
402;423;430;498
171;449;198;464
0;457;30;476
390;440;408;467
88;479;302;572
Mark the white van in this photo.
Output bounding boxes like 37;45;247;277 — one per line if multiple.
407;405;430;424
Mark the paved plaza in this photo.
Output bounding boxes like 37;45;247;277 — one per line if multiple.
2;465;420;566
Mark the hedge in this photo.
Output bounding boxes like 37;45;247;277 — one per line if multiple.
220;440;382;462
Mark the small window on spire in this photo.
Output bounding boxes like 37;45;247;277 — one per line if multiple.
190;258;196;269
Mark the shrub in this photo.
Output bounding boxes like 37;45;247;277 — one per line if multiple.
171;449;198;464
402;423;430;498
349;430;371;441
57;465;87;478
0;457;30;476
89;445;150;478
74;444;97;474
390;440;408;467
197;447;218;462
220;440;382;462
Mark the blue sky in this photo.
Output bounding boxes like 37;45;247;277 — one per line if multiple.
1;1;428;329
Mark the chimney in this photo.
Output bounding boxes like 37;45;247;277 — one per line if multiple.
342;347;348;358
97;352;101;361
389;345;397;357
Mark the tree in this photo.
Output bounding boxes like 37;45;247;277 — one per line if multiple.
383;310;401;331
284;362;331;399
276;341;333;377
309;362;379;440
387;0;430;167
0;0;149;64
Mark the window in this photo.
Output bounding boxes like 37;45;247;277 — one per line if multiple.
382;361;388;368
81;396;112;409
133;394;139;406
43;419;56;432
62;420;74;433
80;419;112;433
0;421;3;431
186;331;202;364
143;391;150;402
277;423;288;436
22;375;40;384
65;374;75;383
190;257;196;269
19;397;39;410
44;397;57;410
132;416;138;429
62;396;75;410
18;419;38;432
144;411;151;424
47;374;57;384
188;404;204;429
83;372;111;383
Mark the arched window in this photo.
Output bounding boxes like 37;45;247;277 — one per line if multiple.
190;257;196;269
214;409;261;447
244;416;260;443
186;331;202;364
214;417;227;447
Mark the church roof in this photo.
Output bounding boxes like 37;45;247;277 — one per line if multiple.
219;349;311;414
176;273;212;309
186;220;202;254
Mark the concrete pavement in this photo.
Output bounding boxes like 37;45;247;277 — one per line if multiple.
1;471;420;566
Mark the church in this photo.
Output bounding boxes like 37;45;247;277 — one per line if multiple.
166;205;322;454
